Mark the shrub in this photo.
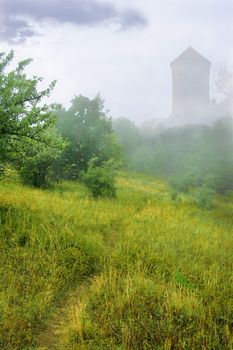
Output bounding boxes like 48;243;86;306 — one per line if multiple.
82;159;117;198
204;167;233;194
192;186;216;210
170;173;196;193
170;190;178;201
20;160;50;188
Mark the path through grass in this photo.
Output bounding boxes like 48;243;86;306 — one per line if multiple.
0;173;232;349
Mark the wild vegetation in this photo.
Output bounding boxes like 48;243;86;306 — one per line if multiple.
0;51;64;184
0;172;232;349
113;116;233;201
0;51;233;349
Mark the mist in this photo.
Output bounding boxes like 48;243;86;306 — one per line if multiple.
111;45;233;196
1;0;233;122
1;0;233;196
1;1;233;349
112;47;233;192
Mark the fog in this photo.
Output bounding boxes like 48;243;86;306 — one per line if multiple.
161;47;233;127
1;4;233;350
1;0;233;122
1;0;233;194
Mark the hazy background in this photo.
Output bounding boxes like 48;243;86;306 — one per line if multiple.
0;0;233;122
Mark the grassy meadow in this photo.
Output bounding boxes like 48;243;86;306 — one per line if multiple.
0;172;233;349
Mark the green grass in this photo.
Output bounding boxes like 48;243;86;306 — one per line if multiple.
0;173;232;349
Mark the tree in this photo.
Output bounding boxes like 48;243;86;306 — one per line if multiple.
0;51;60;176
19;128;65;188
54;95;122;180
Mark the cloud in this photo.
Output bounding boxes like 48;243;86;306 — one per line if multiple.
0;0;147;43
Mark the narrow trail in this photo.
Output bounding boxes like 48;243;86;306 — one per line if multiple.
34;204;145;349
35;280;91;350
34;223;127;349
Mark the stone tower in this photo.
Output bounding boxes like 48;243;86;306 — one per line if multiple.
171;47;211;123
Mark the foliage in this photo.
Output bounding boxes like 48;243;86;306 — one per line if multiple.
19;128;65;188
54;95;122;180
0;51;58;173
192;186;216;210
204;166;233;194
0;49;233;349
170;173;197;193
114;117;233;197
0;51;65;188
81;158;117;198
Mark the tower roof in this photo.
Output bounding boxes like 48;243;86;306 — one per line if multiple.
171;47;211;67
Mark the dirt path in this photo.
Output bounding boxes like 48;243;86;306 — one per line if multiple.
35;281;90;350
35;217;128;349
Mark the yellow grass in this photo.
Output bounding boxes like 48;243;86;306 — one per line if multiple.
0;172;232;349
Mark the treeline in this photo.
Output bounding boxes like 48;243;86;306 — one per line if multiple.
0;52;122;198
1;51;233;202
113;116;233;206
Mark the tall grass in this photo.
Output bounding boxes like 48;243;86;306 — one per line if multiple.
0;180;123;349
0;173;232;349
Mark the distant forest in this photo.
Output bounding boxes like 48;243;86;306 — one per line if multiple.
113;117;233;197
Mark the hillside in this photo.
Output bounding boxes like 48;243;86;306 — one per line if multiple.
0;173;233;349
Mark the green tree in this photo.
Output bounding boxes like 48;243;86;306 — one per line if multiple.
0;51;60;176
54;95;122;180
19;128;65;188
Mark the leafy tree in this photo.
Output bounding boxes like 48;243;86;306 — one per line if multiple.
0;51;60;175
19;128;65;188
54;95;122;180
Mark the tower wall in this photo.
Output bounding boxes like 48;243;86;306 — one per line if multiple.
171;48;211;123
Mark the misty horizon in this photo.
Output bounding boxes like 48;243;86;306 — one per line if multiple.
0;0;232;123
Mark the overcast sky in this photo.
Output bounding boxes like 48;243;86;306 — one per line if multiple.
0;0;233;122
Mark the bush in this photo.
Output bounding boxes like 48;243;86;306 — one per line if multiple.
192;186;216;210
204;167;233;194
170;173;196;193
20;161;50;188
170;190;178;201
82;159;117;198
